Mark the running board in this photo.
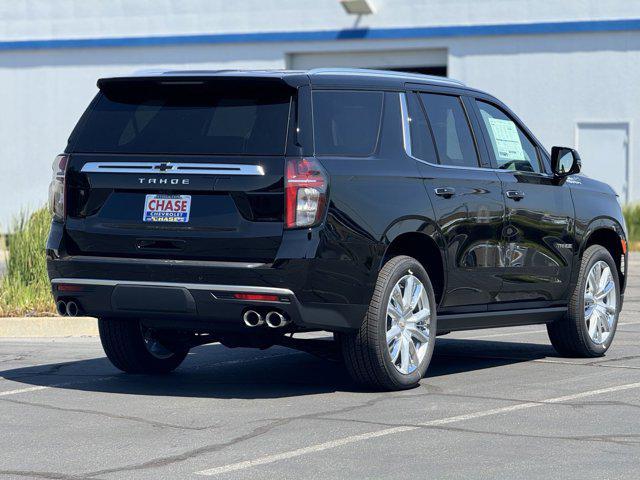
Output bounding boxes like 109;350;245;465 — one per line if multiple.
437;307;567;332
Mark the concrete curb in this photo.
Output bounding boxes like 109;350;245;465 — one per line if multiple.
0;316;98;337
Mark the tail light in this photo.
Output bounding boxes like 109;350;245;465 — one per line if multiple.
285;157;328;229
48;154;68;220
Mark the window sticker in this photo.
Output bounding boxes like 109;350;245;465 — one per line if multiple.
487;117;525;161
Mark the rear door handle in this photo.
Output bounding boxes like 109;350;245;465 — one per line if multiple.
505;190;525;201
434;187;456;198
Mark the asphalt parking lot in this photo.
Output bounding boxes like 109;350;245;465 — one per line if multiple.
1;257;640;479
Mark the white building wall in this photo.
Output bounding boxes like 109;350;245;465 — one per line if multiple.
449;30;640;200
3;0;640;40
1;0;639;226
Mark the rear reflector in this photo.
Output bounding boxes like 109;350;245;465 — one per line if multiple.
57;284;85;292
233;293;280;302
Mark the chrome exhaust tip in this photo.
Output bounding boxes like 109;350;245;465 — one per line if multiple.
66;301;79;317
243;310;264;327
265;311;290;329
56;300;67;316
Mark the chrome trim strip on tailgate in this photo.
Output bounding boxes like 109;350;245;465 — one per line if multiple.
50;278;293;296
80;162;265;176
59;255;268;269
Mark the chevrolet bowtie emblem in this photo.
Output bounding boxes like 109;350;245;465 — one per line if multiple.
154;163;174;172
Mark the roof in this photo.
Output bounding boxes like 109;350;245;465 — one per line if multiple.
106;67;467;90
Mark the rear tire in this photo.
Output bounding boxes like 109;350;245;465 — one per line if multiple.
340;255;437;391
547;245;620;357
98;318;189;374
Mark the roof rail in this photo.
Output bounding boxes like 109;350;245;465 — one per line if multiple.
308;68;465;86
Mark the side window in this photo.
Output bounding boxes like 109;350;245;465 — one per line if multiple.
419;93;480;168
312;90;383;156
476;100;541;173
405;93;438;163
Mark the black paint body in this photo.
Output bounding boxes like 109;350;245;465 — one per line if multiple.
47;70;628;334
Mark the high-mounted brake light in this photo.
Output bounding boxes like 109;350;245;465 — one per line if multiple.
48;154;68;220
285;158;328;229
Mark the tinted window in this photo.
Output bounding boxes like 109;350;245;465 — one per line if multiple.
405;93;438;163
313;91;383;156
476;100;541;173
420;93;479;168
70;84;291;155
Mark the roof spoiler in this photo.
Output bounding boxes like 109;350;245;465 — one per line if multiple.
97;74;305;91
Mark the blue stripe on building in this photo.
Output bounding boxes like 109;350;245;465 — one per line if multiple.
1;18;639;51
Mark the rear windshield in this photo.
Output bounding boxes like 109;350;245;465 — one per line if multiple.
69;83;292;155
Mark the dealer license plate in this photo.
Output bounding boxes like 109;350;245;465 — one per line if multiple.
143;194;191;223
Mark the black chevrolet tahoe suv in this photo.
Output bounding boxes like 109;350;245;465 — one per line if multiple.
47;68;627;390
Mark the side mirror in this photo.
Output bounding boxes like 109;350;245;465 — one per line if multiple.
551;146;581;177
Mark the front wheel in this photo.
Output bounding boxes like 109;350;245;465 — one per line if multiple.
98;318;190;374
340;255;437;391
547;245;621;357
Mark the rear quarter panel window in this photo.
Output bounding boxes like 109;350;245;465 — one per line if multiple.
312;90;383;157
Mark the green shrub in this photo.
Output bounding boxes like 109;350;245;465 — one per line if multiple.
623;203;640;245
0;207;55;316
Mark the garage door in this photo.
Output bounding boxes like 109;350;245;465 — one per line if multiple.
576;122;630;202
287;48;447;76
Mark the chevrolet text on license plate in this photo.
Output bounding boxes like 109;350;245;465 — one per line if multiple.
143;194;191;223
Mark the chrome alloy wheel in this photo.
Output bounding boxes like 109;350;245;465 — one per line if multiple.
386;274;432;374
584;261;617;345
141;326;175;359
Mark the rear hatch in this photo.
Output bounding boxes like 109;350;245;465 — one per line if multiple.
64;75;300;262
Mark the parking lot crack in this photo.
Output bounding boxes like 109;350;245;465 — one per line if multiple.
81;418;291;477
0;397;220;431
0;470;93;480
425;425;640;446
65;393;425;477
309;416;640;447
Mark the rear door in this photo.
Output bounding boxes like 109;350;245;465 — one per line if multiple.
404;89;505;310
470;98;575;305
64;77;300;262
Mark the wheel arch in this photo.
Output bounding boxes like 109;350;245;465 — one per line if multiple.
381;219;446;305
579;218;627;291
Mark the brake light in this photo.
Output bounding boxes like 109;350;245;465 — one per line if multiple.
285;157;328;229
48;154;68;220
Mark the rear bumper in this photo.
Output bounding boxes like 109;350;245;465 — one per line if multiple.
46;220;376;331
48;262;370;336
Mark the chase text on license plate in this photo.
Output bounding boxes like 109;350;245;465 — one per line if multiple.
143;194;191;223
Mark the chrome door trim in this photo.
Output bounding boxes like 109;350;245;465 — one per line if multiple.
399;92;414;158
80;162;265;176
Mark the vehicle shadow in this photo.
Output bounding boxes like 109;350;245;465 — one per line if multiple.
0;337;558;399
